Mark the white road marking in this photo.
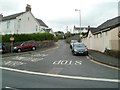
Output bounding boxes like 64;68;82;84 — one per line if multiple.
53;60;82;65
5;86;19;90
0;66;119;83
86;56;120;70
10;56;44;62
2;61;26;67
31;54;48;57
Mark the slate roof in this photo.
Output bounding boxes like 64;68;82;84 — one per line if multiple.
2;12;49;28
83;27;97;38
44;28;51;32
74;26;88;30
90;28;98;34
97;16;120;32
36;18;48;28
2;12;25;21
88;16;120;35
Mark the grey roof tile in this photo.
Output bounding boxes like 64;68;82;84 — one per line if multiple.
97;16;120;31
36;18;48;28
2;12;25;21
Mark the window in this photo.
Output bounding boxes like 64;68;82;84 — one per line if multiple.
7;21;10;29
18;20;20;29
28;17;30;21
36;25;38;31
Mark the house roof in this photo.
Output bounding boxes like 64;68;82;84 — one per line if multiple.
2;12;49;28
74;26;88;30
44;28;52;32
87;16;120;35
90;28;98;34
36;18;48;28
2;12;25;21
84;27;97;38
97;16;120;31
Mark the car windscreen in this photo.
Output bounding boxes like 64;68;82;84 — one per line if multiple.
74;44;85;48
71;40;78;43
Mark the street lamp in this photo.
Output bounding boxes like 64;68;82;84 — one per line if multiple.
75;9;81;40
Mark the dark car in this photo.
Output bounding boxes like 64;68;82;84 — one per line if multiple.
70;40;78;49
72;42;88;55
0;43;6;54
14;40;38;53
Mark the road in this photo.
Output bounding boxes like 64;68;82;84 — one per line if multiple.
1;40;119;88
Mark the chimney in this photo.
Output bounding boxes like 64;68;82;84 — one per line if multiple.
26;4;31;12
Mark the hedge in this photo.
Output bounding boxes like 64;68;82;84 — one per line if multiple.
2;33;55;42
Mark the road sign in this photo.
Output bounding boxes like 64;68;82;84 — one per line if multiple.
10;36;14;42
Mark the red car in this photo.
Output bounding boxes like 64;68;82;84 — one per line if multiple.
14;40;38;53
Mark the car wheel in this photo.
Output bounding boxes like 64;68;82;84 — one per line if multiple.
17;48;21;53
85;52;88;56
72;51;75;55
32;46;36;51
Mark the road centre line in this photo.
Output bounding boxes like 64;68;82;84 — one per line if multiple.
0;66;119;83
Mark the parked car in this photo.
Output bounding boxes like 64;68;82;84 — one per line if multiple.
71;42;88;55
0;43;2;54
0;43;6;54
70;40;78;49
14;40;38;53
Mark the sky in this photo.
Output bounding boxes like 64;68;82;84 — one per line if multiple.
0;0;119;33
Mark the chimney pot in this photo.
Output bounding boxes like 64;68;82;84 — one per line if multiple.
26;4;31;12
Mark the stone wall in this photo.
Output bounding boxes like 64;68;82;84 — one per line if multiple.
3;40;55;53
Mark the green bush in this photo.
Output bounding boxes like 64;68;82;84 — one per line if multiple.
2;33;54;42
54;36;58;42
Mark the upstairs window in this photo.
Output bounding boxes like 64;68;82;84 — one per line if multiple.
28;17;30;21
7;21;10;29
36;25;38;31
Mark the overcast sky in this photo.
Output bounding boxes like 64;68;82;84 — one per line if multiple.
0;0;119;33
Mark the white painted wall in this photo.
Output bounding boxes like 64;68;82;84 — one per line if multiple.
1;19;15;34
1;11;47;35
82;27;119;52
15;11;40;34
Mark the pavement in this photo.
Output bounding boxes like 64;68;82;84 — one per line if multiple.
88;50;119;68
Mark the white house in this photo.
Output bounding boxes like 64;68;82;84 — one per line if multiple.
73;26;88;34
82;16;120;52
0;4;52;35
